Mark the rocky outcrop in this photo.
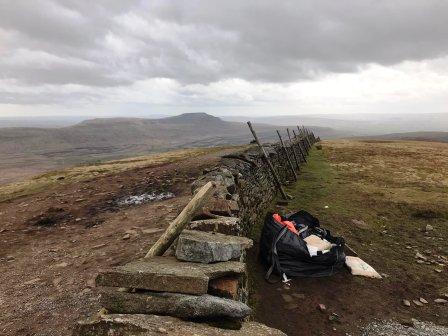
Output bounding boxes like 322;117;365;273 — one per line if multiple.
175;230;253;264
73;314;287;336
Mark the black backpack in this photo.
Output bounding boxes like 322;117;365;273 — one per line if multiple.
259;210;346;282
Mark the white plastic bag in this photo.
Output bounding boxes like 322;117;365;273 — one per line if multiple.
345;256;382;279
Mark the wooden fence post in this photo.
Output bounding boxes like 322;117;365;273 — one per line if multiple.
292;129;307;161
276;130;298;180
247;122;289;200
145;181;215;258
287;128;305;166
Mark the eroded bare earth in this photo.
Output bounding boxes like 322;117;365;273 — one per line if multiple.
0;147;238;336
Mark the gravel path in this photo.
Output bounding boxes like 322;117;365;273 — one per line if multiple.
361;320;448;336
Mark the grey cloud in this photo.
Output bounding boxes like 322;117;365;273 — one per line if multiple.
0;0;447;92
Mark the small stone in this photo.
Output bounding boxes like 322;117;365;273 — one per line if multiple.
328;313;341;323
92;243;107;249
75;218;82;222
415;252;427;260
24;278;41;285
419;298;428;304
413;299;423;306
158;327;167;334
318;303;327;312
54;262;68;268
425;224;434;232
402;299;411;307
434;268;442;273
434;298;448;304
122;233;131;240
6;255;14;261
400;319;415;327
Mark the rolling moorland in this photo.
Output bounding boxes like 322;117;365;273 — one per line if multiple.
0;113;343;185
0;139;446;336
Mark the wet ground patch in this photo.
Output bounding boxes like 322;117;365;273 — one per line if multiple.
117;191;175;206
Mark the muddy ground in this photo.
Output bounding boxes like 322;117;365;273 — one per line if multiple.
0;148;236;336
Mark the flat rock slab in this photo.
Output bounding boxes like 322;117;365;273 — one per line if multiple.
176;230;253;264
187;217;242;236
96;256;245;295
74;314;286;336
101;289;251;320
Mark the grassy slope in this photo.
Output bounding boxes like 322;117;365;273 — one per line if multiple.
281;140;447;324
0;146;235;203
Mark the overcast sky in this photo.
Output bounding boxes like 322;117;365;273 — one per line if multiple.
1;0;448;117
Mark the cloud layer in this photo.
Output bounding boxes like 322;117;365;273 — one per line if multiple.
1;0;448;115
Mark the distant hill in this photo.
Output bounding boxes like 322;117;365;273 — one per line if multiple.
0;113;342;184
358;131;448;143
223;113;448;136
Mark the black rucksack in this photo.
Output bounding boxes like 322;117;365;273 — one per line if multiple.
259;210;346;282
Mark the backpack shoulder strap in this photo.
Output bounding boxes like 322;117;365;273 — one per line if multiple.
265;226;288;283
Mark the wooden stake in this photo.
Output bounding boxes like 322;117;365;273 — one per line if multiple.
286;128;300;170
301;126;312;148
247;122;288;200
276;130;298;180
292;129;307;161
145;181;215;258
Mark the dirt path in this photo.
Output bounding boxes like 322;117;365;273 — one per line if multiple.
0;147;235;336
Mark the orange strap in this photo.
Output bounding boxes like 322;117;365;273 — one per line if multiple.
273;214;299;235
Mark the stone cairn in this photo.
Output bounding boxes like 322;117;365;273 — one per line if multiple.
74;127;317;336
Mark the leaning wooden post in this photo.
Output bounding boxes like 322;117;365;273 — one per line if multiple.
247;122;289;200
145;181;215;258
296;126;308;150
276;130;298;181
292;129;307;161
302;126;312;148
286;128;304;167
300;126;311;151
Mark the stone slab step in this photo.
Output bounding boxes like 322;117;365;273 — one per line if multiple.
175;230;253;264
100;289;251;320
74;314;287;336
96;256;245;295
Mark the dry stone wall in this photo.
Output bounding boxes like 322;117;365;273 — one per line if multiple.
74;132;316;336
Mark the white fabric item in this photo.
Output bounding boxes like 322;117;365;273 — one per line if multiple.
304;234;333;257
345;256;382;279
